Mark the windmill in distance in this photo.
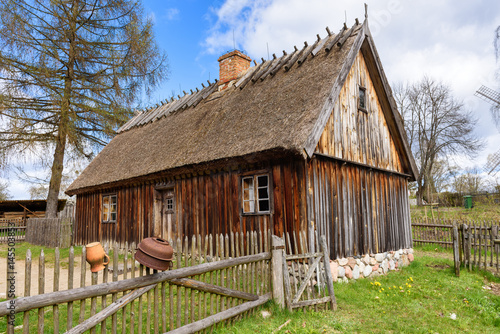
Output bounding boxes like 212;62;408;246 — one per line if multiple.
475;85;500;175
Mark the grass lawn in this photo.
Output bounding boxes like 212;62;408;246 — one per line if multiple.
0;242;132;267
214;247;500;334
410;203;500;222
0;242;83;263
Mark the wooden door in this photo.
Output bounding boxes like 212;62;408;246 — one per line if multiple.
160;188;176;242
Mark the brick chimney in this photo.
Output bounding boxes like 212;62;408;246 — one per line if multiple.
218;50;251;86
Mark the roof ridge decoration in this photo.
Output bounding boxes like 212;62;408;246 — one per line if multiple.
117;19;364;134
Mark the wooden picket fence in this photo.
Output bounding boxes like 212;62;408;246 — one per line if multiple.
2;231;273;333
2;229;337;333
0;218;26;243
412;218;500;249
452;223;500;276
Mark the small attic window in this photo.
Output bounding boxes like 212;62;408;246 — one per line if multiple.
358;86;367;113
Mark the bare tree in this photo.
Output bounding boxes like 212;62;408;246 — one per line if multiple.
452;167;484;195
394;77;483;205
0;180;9;200
0;0;168;217
429;159;455;194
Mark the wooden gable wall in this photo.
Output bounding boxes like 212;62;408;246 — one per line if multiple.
306;50;412;260
315;51;404;173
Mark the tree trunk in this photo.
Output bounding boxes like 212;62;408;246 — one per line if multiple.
416;188;423;206
46;132;66;218
46;2;76;218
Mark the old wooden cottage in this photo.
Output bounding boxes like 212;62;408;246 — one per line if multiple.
66;18;418;259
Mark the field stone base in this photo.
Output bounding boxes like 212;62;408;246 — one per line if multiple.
330;248;414;282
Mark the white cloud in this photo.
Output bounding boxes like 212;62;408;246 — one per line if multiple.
204;0;500;173
164;8;180;21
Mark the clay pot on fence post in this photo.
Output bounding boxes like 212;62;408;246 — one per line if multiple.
86;242;110;272
134;237;174;271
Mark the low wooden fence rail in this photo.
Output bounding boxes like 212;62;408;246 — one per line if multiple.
0;218;26;243
412;219;500;249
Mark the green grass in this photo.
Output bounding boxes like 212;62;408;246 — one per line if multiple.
411;203;500;221
0;242;83;263
213;249;500;334
0;242;133;268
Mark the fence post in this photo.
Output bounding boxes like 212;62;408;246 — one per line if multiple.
320;236;337;311
453;225;460;277
271;235;284;308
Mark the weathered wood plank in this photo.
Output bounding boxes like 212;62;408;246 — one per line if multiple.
167;293;272;334
65;284;156;334
38;249;45;334
22;249;31;334
321;235;337;310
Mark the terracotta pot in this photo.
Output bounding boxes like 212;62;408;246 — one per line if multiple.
138;237;174;261
135;237;174;271
86;242;110;272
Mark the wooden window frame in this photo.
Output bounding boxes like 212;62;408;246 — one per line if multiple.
165;190;175;214
358;86;368;114
241;173;271;215
102;193;117;223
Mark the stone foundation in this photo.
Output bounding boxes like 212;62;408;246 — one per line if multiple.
330;248;414;283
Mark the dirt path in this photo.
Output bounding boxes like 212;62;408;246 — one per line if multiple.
0;256;132;298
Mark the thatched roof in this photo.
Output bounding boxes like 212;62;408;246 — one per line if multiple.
67;19;417;195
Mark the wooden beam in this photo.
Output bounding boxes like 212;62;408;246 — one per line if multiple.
167;293;272;334
169;278;258;301
313;153;412;179
271;235;285;308
321;235;337;310
64;284;156;334
16;202;41;218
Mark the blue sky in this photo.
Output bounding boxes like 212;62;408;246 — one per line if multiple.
5;0;500;198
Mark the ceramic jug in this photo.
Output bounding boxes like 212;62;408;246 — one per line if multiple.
85;242;110;272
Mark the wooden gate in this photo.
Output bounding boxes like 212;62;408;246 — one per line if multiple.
282;233;336;311
0;218;26;243
452;223;500;276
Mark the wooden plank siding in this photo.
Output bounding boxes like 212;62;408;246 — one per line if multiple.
315;51;404;173
309;50;412;259
73;160;307;248
307;157;412;260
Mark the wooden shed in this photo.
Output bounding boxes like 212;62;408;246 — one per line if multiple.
66;18;418;259
0;199;67;220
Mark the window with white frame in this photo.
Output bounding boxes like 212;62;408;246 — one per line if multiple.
102;194;117;223
242;174;270;214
